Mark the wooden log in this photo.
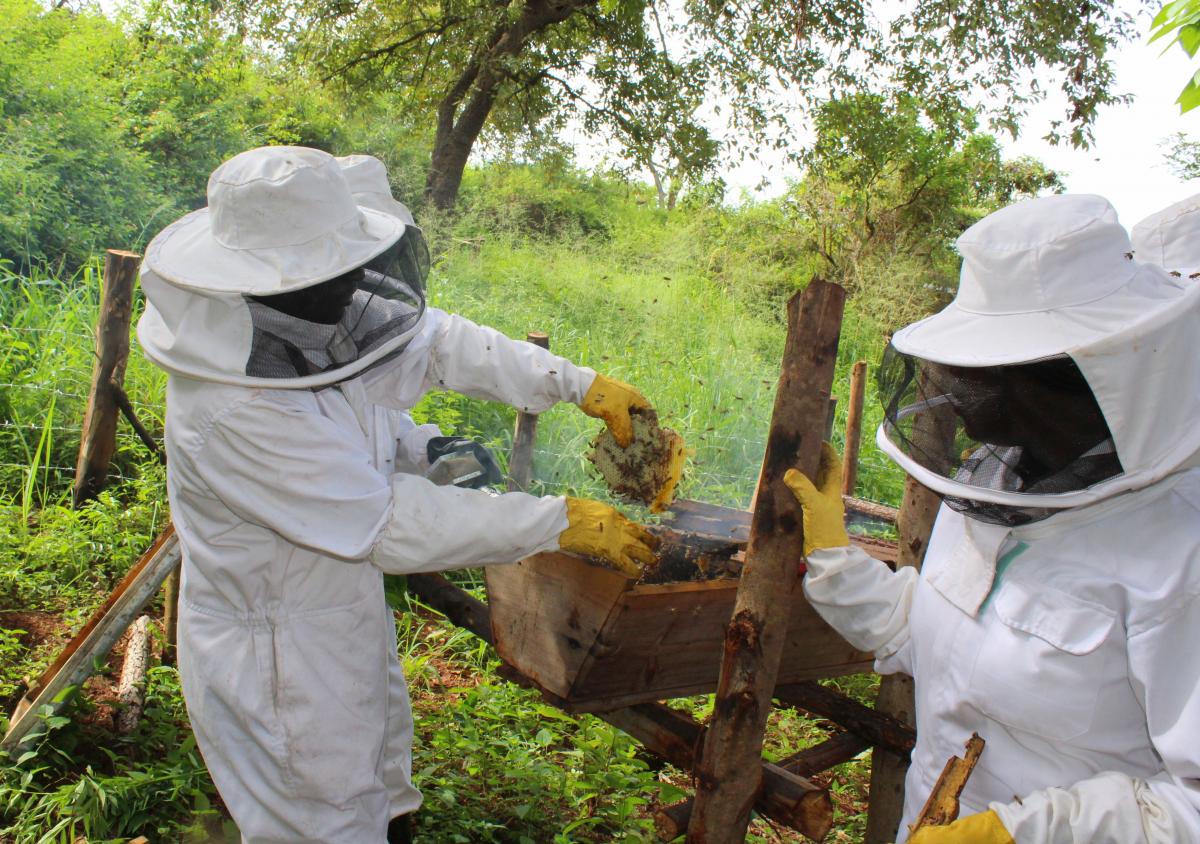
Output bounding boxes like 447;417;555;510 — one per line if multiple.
908;733;985;834
689;279;846;844
841;361;867;497
604;703;832;841
656;799;694;842
865;378;955;844
407;572;493;644
73;249;140;508
507;331;550;492
3;526;180;750
776;680;916;757
843;496;899;526
115;615;153;734
778;729;871;778
655;730;868;841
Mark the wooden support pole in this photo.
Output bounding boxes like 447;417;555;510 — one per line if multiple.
776;681;916;757
115;615;153;734
73;250;140;508
508;331;550;492
407;572;493;644
841;361;867;497
161;570;180;666
689;279;846;843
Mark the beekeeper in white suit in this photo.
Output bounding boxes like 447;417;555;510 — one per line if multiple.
137;145;660;843
783;194;1200;843
1132;192;1200;277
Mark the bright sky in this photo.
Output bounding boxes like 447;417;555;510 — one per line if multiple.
722;17;1200;228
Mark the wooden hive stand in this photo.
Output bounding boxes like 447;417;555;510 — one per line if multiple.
410;279;922;842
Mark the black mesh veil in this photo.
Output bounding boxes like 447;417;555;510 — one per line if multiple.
244;225;430;384
878;344;1124;526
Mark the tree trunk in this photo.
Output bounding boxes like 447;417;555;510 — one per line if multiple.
424;0;596;209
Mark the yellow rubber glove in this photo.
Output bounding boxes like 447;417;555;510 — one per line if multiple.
782;442;849;556
907;811;1014;844
559;498;659;576
579;374;651;448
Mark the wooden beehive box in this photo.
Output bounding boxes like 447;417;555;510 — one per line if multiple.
486;500;895;712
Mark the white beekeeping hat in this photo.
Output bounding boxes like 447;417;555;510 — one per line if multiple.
1131;192;1200;278
876;194;1200;516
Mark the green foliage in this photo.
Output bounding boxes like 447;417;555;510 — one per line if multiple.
1151;0;1200;113
0;669;219;843
1161;131;1200;178
0;0;168;269
412;682;658;842
0;0;364;270
793;94;1063;331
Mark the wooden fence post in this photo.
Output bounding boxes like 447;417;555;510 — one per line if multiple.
688;279;846;843
73;250;140;508
841;360;867;497
508;331;550;492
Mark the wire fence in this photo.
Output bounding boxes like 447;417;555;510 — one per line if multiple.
0;317;895;513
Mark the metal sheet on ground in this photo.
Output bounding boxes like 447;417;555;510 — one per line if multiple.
2;526;181;751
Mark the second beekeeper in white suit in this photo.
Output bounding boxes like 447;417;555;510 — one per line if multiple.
784;194;1200;843
137;145;659;843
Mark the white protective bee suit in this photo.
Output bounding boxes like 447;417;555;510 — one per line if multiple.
137;147;603;842
800;195;1200;842
1132;192;1200;277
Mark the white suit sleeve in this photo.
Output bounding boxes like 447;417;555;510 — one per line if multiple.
990;771;1193;843
392;411;441;474
424;312;596;412
802;544;917;668
194;396;566;570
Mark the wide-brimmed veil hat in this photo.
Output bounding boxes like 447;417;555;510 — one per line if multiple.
1131;192;1200;277
336;154;417;226
877;193;1200;513
138;146;429;389
143;146;404;295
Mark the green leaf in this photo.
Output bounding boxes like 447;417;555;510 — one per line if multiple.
1181;23;1200;56
1180;76;1200;112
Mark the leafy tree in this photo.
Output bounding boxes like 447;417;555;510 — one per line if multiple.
1161;131;1200;177
790;93;1062;327
233;0;1139;209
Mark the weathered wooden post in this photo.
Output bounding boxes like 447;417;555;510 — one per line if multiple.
73;250;140;508
688;279;846;843
841;360;867;497
508;331;550;492
161;569;180;665
864;368;956;843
